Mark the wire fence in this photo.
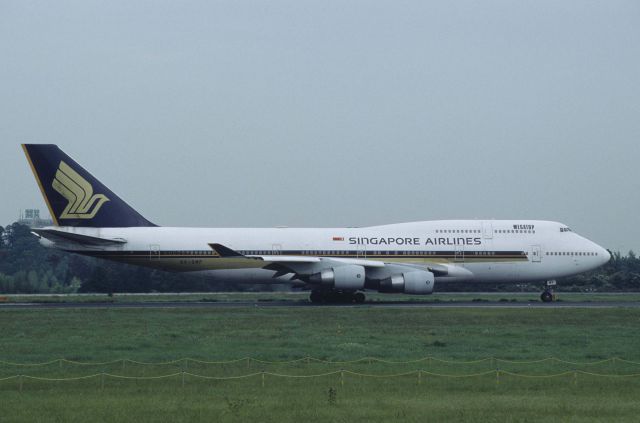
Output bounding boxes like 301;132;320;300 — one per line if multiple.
3;357;640;391
3;369;640;385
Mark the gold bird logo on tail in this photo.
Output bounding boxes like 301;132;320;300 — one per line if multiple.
52;161;110;219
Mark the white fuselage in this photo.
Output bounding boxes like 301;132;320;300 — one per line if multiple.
43;219;610;286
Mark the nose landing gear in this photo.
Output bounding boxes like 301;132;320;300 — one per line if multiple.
540;280;557;302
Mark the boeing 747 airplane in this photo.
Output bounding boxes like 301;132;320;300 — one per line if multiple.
22;144;610;303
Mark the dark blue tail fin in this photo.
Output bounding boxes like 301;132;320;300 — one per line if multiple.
22;144;156;228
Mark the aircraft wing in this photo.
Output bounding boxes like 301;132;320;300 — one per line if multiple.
391;261;474;278
208;243;471;278
209;243;383;266
209;243;319;262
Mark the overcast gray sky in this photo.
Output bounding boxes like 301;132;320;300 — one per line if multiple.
1;1;638;252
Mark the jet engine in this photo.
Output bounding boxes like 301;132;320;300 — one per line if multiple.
309;265;365;290
379;270;435;295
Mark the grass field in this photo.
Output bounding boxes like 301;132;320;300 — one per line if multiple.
2;303;640;421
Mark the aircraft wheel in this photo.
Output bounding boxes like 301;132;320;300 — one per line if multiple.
354;292;365;303
309;291;323;303
540;291;553;303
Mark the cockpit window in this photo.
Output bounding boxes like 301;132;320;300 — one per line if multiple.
560;227;572;233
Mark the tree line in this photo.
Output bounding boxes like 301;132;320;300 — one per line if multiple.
1;222;638;294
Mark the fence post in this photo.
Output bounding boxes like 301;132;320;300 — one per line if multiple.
59;359;62;369
122;359;126;371
418;370;422;385
340;370;344;387
182;371;185;388
101;372;105;390
19;374;23;392
573;370;577;386
496;369;500;385
247;357;251;369
261;372;265;388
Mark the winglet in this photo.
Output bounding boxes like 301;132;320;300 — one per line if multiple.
208;243;245;258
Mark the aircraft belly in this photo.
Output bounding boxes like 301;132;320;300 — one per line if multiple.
465;262;520;282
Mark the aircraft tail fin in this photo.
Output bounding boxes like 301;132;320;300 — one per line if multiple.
22;144;156;228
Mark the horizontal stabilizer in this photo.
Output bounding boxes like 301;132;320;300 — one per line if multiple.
32;229;127;246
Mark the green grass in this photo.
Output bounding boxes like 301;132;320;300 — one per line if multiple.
2;306;640;421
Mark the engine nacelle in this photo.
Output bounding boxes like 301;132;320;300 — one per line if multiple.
379;270;435;295
309;265;365;290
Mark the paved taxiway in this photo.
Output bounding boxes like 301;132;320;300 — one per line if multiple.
2;301;640;309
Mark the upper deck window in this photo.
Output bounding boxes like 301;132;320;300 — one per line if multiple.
560;227;572;233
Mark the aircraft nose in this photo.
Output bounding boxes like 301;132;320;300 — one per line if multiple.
600;247;611;264
590;241;611;265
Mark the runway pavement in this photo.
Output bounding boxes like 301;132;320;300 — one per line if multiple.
2;300;640;309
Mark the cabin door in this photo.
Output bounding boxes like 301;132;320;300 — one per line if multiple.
149;244;160;260
454;246;464;263
531;245;542;263
482;221;493;239
357;242;367;259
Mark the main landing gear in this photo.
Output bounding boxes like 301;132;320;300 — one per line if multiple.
540;280;557;303
309;290;366;304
